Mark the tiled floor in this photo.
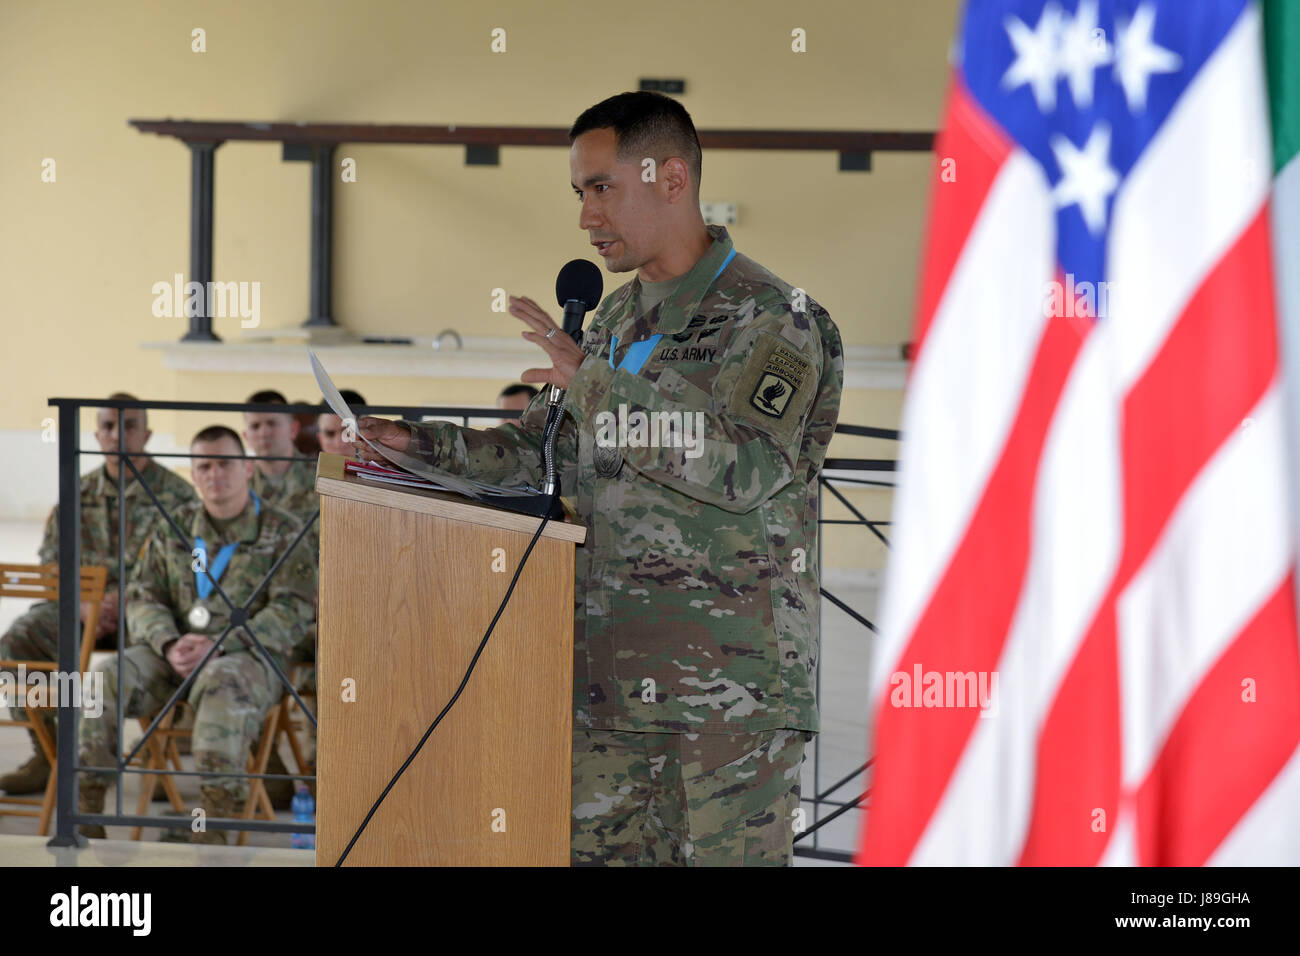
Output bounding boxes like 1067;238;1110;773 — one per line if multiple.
0;519;874;867
0;833;311;867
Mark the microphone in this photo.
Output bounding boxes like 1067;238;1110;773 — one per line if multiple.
492;258;602;518
556;259;603;345
547;259;603;408
537;259;603;499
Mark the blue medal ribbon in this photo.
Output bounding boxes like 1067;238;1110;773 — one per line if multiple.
193;492;260;599
609;333;663;374
608;247;737;376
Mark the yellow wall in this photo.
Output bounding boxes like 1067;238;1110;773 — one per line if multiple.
2;0;954;563
1;0;956;433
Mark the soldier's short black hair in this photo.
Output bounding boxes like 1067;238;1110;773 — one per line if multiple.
338;389;366;407
569;91;702;194
102;392;146;427
247;389;288;405
191;425;244;454
498;384;538;400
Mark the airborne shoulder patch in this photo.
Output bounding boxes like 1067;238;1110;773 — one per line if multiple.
750;343;809;418
728;330;817;447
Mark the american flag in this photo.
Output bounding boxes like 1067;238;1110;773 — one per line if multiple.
859;0;1300;866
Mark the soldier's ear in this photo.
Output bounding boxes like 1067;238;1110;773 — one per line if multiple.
661;156;692;204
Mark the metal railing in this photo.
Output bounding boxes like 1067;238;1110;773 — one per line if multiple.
40;397;893;859
794;423;896;864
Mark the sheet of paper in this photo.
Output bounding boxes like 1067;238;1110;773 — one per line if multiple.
308;349;539;499
309;349;356;423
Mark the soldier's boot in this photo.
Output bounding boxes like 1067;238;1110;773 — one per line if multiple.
191;785;237;845
0;730;50;795
77;779;107;839
263;748;294;811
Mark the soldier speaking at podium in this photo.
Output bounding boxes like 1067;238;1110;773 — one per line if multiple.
360;91;843;866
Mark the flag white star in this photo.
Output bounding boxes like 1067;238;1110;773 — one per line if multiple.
1113;2;1181;114
1058;0;1112;109
1002;2;1063;111
1050;122;1119;236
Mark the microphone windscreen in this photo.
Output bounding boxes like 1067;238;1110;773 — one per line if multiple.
556;259;604;312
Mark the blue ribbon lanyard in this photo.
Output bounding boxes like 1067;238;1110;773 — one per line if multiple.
610;247;737;375
194;492;260;599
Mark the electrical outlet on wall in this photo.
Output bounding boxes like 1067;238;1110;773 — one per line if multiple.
700;201;737;225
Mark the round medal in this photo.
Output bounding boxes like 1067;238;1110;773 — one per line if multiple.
188;605;211;630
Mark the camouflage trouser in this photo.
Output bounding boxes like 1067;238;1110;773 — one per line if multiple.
0;602;58;731
79;644;282;801
571;727;812;866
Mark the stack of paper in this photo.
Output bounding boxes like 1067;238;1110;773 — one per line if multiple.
310;349;544;500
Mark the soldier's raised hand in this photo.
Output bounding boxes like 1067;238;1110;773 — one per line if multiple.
510;295;585;391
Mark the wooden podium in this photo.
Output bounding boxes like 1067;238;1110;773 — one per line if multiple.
313;453;586;866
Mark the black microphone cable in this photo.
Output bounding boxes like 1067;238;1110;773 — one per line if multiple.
334;495;555;866
338;258;596;863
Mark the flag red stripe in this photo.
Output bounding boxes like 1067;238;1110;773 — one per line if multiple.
911;76;1015;364
860;308;1087;865
1118;210;1278;581
1017;596;1123;864
1135;572;1300;866
1017;208;1279;865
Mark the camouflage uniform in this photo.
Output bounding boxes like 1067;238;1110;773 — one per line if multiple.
571;728;813;865
404;225;843;865
250;457;319;537
0;460;196;730
251;456;319;698
78;494;316;800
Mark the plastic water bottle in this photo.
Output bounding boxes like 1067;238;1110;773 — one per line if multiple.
290;785;315;850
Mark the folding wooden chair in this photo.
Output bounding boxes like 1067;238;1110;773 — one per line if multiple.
277;663;317;779
131;692;290;845
239;695;293;846
0;562;107;835
128;700;193;838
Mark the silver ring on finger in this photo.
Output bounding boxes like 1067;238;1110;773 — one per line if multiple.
546;328;558;339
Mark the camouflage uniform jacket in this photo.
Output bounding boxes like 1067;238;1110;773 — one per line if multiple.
125;495;317;673
251;456;320;553
39;459;197;593
407;224;844;734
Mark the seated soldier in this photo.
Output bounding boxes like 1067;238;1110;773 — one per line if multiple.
77;425;316;843
244;389;320;803
295;390;373;773
0;396;195;795
243;390;317;524
496;383;538;413
291;399;321;457
317;388;366;460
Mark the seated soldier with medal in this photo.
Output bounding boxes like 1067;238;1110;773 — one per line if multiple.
76;425;317;843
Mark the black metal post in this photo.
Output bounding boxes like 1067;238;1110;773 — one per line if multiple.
813;480;823;852
182;141;221;342
304;144;336;327
47;401;84;847
115;412;125;818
